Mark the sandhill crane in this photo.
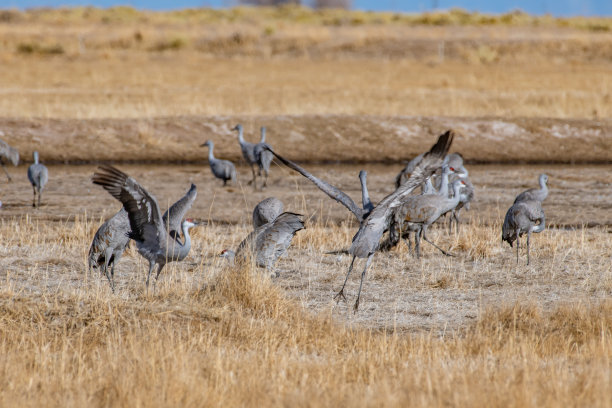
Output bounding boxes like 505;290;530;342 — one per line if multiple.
266;132;453;310
27;151;48;207
221;212;304;271
92;165;199;289
395;152;424;188
448;172;474;234
233;124;258;185
88;183;197;291
253;197;284;228
201;140;236;186
88;208;130;292
514;174;548;203
253;127;273;189
502;200;545;265
0;138;19;182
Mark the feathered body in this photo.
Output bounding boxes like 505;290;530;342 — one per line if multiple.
27;151;48;207
252;197;284;228
202;140;236;186
253;127;273;188
502;199;545;265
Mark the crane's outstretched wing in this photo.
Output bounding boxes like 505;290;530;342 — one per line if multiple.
92;165;166;253
263;145;364;221
163;183;197;237
350;130;454;258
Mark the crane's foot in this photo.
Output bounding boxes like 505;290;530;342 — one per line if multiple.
333;289;347;303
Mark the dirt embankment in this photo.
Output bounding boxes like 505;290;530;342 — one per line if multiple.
1;116;610;164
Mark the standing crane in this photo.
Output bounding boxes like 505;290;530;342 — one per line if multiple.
502;200;545;265
252;197;284;228
232;124;258;186
27;151;48;207
265;132;453;310
88;208;130;292
88;183;197;291
0;138;19;182
221;212;304;271
253;127;273;189
201;140;236;186
92;165;199;289
448;170;474;234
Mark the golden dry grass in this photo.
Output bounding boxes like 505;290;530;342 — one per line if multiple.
0;162;611;406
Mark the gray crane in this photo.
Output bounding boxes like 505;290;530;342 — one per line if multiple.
27;151;48;207
0;138;19;182
339;132;453;310
201;140;236;186
253;127;273;189
253;197;284;228
88;208;130;292
392;179;464;258
266;132;453;310
394;152;425;188
92;165;199;289
448;171;474;234
88;183;197;291
221;212;304;271
502;200;545;265
233;124;258;186
514;174;548;203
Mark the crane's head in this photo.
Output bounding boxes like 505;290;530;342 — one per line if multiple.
219;249;236;264
183;218;199;229
540;174;549;186
200;140;212;148
232;124;243;132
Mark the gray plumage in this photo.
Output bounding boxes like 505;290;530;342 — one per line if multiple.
253;127;274;189
394;152;424;188
163;183;198;239
27;151;48;207
343;131;453;310
0;137;19;182
449;172;474;234
221;212;304;270
88;208;130;292
233;124;258;186
252;197;284;228
92;165;198;289
514;174;548;204
201;140;236;186
502;200;545;265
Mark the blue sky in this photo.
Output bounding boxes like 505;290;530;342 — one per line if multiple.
1;0;610;17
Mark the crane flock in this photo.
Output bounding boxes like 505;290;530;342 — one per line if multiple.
0;127;551;310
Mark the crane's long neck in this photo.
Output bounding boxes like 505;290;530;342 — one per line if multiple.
175;224;193;261
207;143;215;161
260;127;266;143
33;151;39;164
422;177;435;194
237;128;244;143
438;167;451;197
540;177;548;196
359;171;373;212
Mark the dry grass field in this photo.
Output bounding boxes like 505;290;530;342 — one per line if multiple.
0;6;611;407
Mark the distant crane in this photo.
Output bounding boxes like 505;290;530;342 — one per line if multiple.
27;151;48;207
265;132;453;310
233;124;258;186
502;200;545;265
514;174;548;203
201;140;236;186
0;138;19;182
252;197;284;228
88;183;197;291
92;165;198;289
88;208;130;292
221;212;304;271
253;127;273;188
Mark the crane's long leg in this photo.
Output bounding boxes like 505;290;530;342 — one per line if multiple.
103;248;115;293
415;227;422;258
526;231;531;266
154;264;165;282
247;164;257;186
515;228;520;264
145;261;156;290
262;170;268;188
38;189;42;207
32;186;36;207
422;226;455;257
353;254;374;312
334;256;356;303
0;161;12;182
454;210;461;235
